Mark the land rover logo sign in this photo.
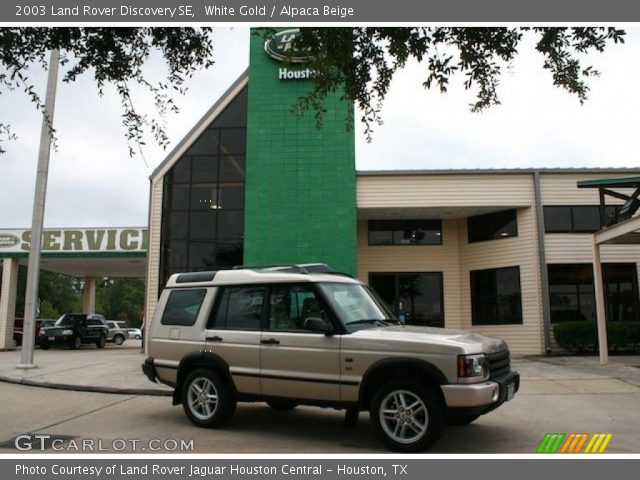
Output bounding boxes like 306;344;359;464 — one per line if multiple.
0;233;19;249
264;29;314;64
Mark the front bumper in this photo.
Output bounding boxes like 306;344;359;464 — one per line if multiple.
441;370;520;409
39;335;75;347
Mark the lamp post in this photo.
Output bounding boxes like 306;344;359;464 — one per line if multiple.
17;49;60;369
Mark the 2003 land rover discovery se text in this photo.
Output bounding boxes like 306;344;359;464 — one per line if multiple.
143;264;519;452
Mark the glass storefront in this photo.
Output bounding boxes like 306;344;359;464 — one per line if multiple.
159;88;248;287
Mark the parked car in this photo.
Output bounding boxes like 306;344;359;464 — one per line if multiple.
39;313;109;350
106;321;129;345
13;319;55;347
143;264;519;452
127;328;142;339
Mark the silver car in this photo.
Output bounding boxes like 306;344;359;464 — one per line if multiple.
106;321;129;345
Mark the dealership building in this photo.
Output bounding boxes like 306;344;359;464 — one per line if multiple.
141;30;640;355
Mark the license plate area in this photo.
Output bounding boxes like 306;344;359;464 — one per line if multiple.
48;336;55;341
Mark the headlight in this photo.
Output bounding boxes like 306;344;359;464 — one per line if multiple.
458;354;489;379
62;329;73;336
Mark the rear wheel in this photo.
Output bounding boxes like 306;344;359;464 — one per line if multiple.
39;344;49;350
370;380;445;452
96;334;106;349
182;369;236;428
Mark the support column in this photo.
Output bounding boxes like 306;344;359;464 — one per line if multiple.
0;258;20;350
592;239;608;364
83;277;96;314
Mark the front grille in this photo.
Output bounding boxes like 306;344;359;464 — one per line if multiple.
487;349;510;379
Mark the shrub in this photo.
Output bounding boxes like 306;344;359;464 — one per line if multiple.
553;320;640;354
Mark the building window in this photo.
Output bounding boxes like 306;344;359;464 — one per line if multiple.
544;205;620;233
548;263;640;323
368;220;442;245
603;263;640;322
470;266;522;325
369;272;444;327
159;88;247;288
548;264;596;323
467;209;518;243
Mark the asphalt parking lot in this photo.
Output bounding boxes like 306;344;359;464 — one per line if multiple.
0;343;639;453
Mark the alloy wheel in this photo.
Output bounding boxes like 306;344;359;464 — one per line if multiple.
187;377;219;421
379;389;429;444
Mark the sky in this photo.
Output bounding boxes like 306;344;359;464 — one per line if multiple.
0;27;639;229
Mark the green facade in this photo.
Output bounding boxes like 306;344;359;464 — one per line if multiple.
244;30;357;275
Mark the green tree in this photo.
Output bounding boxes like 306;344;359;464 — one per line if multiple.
0;27;626;152
96;277;145;326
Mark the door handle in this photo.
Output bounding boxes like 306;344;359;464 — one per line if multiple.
261;338;280;345
207;335;223;342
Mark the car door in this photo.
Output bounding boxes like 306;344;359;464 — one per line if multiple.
203;285;264;396
259;283;341;402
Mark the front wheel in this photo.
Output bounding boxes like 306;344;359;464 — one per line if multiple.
96;334;106;349
182;369;236;428
113;334;124;346
71;336;82;350
370;380;445;452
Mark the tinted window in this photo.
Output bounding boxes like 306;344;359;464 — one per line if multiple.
468;209;518;243
161;289;207;326
548;264;595;323
212;286;265;329
471;266;522;325
603;263;640;322
268;284;324;331
368;220;442;245
544;205;616;233
159;87;247;286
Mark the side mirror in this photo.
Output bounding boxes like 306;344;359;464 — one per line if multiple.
303;317;334;336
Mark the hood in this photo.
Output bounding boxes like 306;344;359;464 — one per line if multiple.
349;325;508;355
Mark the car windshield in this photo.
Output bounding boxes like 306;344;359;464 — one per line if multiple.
317;283;397;330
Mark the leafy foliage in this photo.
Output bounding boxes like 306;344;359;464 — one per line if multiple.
0;27;214;155
292;27;625;138
553;320;640;354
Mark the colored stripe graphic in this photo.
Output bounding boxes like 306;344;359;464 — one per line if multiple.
537;433;566;453
538;433;613;453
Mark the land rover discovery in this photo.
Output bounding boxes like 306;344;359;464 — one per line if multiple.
142;264;519;452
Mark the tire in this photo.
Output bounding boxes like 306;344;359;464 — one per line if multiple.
448;414;480;426
40;344;49;350
96;334;106;349
182;369;236;428
71;336;82;350
370;380;446;452
135;335;141;340
266;400;297;411
113;334;124;346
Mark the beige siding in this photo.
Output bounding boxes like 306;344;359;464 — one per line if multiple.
358;174;534;208
357;219;463;329
145;178;164;327
546;234;640;264
539;173;639;205
458;206;544;355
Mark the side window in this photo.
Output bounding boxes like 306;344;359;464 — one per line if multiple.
269;284;324;331
212;286;265;330
161;289;207;326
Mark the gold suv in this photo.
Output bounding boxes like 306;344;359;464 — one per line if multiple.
142;264;519;452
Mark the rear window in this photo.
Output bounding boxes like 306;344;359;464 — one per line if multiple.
161;289;207;326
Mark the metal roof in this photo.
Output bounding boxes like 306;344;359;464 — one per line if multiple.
577;176;640;188
357;168;640;176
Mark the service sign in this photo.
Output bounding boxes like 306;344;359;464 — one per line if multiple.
0;228;148;254
264;29;314;63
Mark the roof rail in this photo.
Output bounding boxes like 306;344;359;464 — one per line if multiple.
232;263;353;277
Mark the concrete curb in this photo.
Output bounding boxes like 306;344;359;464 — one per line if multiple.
0;374;172;397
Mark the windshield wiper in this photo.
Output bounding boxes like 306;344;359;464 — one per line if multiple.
347;318;398;327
